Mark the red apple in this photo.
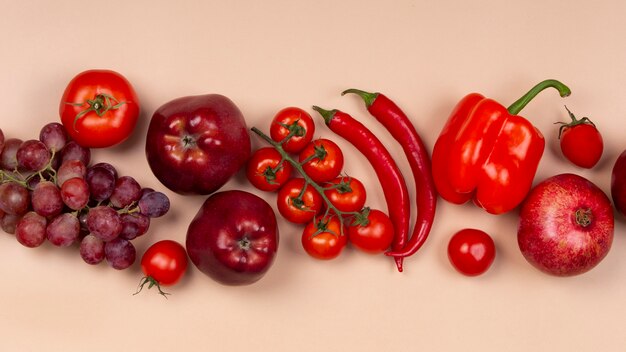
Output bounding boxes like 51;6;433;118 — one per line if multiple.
145;94;251;195
518;173;613;276
186;190;279;285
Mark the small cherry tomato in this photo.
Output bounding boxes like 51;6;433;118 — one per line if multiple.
447;228;495;276
299;139;344;183
270;107;315;154
557;106;603;169
347;209;394;254
324;176;366;213
136;240;188;297
60;69;140;148
276;178;323;224
302;216;347;260
246;147;293;191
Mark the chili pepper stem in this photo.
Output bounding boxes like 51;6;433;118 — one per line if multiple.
507;79;571;115
312;106;337;125
341;89;379;108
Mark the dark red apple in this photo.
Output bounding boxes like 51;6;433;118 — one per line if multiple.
518;173;613;276
145;94;251;195
611;149;626;215
186;190;279;285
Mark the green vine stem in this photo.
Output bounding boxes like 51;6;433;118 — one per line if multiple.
251;126;368;235
0;149;58;190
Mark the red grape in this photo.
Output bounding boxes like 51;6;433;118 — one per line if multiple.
87;206;122;241
0;138;23;170
15;212;47;248
79;234;105;265
1;213;20;234
138;191;170;218
0;128;4;155
86;165;116;201
0;182;30;215
57;160;86;187
31;181;63;217
110;176;141;208
119;213;150;240
46;213;80;247
105;238;136;270
60;141;90;166
39;122;68;152
16;140;50;171
60;177;89;210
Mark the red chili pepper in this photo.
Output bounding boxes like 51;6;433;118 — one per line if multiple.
342;89;437;259
313;106;410;272
432;79;571;214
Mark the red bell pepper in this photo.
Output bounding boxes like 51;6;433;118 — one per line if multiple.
432;79;571;214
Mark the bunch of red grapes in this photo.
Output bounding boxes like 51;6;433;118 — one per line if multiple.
0;123;170;270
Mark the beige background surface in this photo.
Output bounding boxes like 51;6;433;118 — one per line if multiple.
1;0;626;351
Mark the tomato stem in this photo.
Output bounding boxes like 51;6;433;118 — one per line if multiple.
555;105;596;139
65;93;127;131
277;121;306;143
134;276;171;298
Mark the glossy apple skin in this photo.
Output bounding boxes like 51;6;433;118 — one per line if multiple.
186;190;279;286
145;94;251;195
611;150;626;215
518;173;613;276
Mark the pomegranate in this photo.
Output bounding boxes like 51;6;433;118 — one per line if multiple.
611;149;626;216
517;173;613;276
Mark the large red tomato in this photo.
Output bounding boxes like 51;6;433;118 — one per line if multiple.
59;69;140;148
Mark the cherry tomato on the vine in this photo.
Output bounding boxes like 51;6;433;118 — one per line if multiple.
299;139;344;183
60;69;140;148
347;209;394;254
324;176;366;213
246;147;293;191
557;106;603;169
276;178;323;224
447;228;495;276
302;216;347;260
270;107;315;154
137;240;188;297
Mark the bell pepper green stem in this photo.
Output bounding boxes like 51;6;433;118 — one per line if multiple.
507;79;571;115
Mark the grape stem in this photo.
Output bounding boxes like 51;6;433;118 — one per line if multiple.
0;149;58;190
250;127;369;236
